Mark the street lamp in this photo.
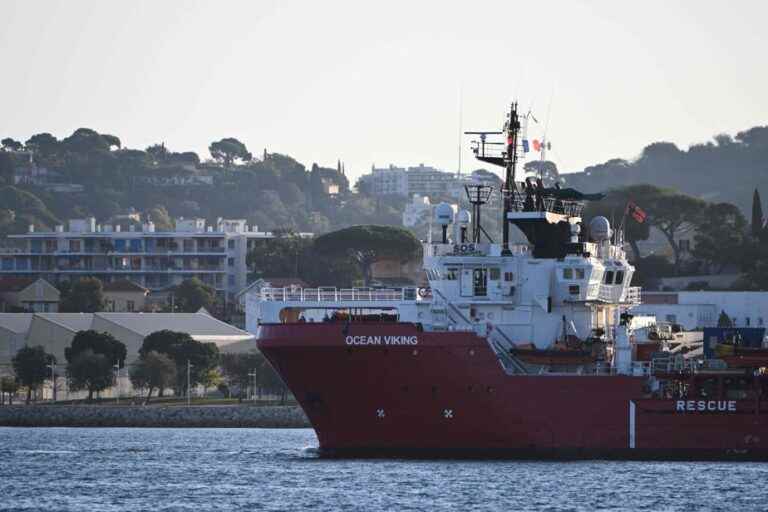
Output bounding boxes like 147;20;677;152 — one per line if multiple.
113;362;120;405
248;370;257;402
46;361;56;402
187;359;193;407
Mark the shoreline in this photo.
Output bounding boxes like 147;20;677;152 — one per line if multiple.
0;404;310;428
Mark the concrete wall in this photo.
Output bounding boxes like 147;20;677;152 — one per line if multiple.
0;404;309;428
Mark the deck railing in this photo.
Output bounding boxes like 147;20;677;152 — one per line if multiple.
259;287;420;303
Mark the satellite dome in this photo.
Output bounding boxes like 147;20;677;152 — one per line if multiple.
434;203;455;226
456;209;471;226
589;216;612;241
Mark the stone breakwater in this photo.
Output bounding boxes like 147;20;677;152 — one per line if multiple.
0;405;310;428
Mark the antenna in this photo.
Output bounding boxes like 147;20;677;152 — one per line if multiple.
464;102;522;255
457;87;463;179
464;184;494;244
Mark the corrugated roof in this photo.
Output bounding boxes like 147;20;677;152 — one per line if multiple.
94;312;253;339
0;313;34;333
34;313;94;332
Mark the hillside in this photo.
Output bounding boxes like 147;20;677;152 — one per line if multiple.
561;126;768;214
2;123;767;239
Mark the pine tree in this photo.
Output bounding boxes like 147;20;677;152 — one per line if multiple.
752;188;764;239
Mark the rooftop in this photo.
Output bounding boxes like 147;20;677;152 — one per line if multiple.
0;277;37;292
102;280;149;293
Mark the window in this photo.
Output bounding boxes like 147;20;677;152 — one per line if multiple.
563;268;573;279
504;272;514;282
228;240;235;249
665;314;677;323
127;300;135;312
228;275;235;287
679;239;691;252
575;268;585;280
45;240;57;253
604;271;614;284
489;268;500;281
69;240;81;252
446;268;458;280
228;257;234;267
615;271;624;284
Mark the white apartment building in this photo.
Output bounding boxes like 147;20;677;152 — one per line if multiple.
0;217;311;299
362;164;503;199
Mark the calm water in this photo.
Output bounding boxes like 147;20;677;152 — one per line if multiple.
1;428;767;511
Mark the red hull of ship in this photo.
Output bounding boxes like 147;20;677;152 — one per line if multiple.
257;323;768;460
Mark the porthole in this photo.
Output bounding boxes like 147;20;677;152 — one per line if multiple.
412;349;419;356
468;349;475;356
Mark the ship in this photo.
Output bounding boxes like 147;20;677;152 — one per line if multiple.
251;103;768;460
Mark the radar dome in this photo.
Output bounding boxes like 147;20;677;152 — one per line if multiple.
456;209;471;226
589;216;612;241
434;203;455;226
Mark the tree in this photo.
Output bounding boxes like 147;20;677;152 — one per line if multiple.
59;277;105;312
645;191;706;274
523;160;560;187
718;310;733;327
583;185;656;261
220;351;264;402
692;202;747;273
173;278;215;312
25;133;59;157
65;329;127;367
209;137;252;166
146;143;169;163
752;188;764;240
0;153;13;185
129;351;177;404
101;134;121;150
147;205;174;231
1;138;23;152
65;330;127;400
1;376;19;405
139;330;220;394
12;345;54;404
247;230;306;279
61;128;113;154
67;350;113;400
314;225;422;285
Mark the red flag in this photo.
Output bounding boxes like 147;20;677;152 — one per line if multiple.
532;139;542;152
626;201;647;223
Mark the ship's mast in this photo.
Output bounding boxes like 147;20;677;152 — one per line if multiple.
502;103;521;255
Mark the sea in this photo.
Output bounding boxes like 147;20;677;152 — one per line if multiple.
1;427;767;511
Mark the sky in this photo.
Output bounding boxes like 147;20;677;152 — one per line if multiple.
1;0;767;183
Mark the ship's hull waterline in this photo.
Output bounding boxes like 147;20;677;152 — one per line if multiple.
257;323;768;460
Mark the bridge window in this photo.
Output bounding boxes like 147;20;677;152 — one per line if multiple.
446;268;458;280
575;268;585;280
562;268;573;279
504;272;514;282
604;270;614;284
489;268;500;281
615;271;624;284
473;268;487;296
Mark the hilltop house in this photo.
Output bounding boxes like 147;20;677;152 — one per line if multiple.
0;277;60;312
